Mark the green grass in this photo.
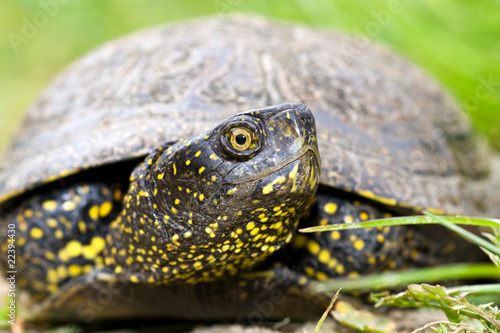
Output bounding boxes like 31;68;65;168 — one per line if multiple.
305;213;500;332
1;0;500;155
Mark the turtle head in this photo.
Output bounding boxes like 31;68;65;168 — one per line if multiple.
105;103;320;284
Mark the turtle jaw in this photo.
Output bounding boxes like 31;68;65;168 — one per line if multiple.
224;102;321;184
228;139;320;186
307;128;321;174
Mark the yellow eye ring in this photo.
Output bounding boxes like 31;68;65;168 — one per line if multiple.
229;128;252;151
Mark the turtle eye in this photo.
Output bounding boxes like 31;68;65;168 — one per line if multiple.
221;121;262;159
229;128;252;151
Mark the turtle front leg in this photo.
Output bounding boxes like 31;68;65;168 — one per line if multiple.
0;182;123;300
282;190;411;280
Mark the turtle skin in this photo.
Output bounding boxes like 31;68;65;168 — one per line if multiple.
1;16;499;323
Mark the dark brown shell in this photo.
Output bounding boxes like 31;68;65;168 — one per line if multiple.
2;15;500;216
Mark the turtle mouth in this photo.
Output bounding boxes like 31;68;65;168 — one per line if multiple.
231;141;321;185
306;133;321;173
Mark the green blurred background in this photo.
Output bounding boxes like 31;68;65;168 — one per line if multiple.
1;0;500;156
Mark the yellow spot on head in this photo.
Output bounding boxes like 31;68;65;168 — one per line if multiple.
199;193;205;201
186;160;191;166
246;222;256;231
130;275;139;283
157;173;164;180
174;198;180;205
288;162;300;192
195;151;201;157
250;228;260;236
30;228;44;239
262;176;286;195
199;166;205;174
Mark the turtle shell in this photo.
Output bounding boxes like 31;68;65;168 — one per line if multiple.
1;15;499;217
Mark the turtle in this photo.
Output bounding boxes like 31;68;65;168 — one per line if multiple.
1;15;500;324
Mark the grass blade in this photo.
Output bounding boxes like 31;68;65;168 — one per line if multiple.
311;264;500;293
300;215;500;233
424;211;500;257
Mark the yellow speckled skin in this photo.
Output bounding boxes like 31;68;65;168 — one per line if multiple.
104;104;320;285
0;183;123;300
